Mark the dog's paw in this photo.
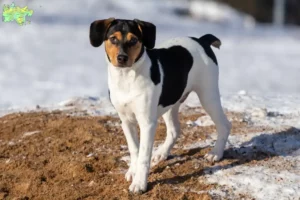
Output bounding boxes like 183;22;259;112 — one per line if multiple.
151;148;169;166
125;167;136;182
204;149;223;163
129;180;147;194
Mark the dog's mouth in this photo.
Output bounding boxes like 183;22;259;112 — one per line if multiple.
114;62;132;68
115;64;128;68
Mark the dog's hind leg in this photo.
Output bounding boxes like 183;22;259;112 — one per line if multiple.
152;103;181;165
194;66;231;162
196;89;231;162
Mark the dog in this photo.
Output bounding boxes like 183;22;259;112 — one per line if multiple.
89;18;231;193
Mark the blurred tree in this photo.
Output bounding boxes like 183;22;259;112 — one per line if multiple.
216;0;273;23
273;0;285;26
215;0;300;25
285;0;300;25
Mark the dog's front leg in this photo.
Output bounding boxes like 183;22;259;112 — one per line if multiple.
119;115;139;182
129;116;157;194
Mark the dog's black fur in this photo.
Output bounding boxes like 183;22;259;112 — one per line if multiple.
147;46;193;107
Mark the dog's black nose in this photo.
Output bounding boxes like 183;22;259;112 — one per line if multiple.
117;55;128;64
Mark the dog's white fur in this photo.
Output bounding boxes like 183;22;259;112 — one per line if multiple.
107;37;231;193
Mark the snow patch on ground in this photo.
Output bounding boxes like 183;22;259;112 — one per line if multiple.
58;96;117;116
202;128;300;199
120;155;131;166
186;115;215;127
3;90;300;130
176;111;300;200
185;91;300;128
22;130;41;138
194;116;215;127
0;96;117;117
206;165;300;200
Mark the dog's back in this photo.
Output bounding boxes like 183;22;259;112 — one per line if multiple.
146;35;222;113
155;34;221;66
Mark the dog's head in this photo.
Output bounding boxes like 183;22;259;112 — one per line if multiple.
90;18;156;67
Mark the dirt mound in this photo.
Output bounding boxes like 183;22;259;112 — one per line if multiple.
0;110;261;200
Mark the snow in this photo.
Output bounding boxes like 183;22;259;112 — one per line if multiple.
58;96;117;116
187;112;300;199
204;130;300;199
1;0;300;199
206;166;300;200
22;130;41;137
183;126;300;199
185;91;300;128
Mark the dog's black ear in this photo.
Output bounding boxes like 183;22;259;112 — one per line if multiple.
90;18;115;47
134;19;156;49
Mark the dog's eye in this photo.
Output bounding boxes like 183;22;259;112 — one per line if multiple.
110;37;118;45
129;38;138;45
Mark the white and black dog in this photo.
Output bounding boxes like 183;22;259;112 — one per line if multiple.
90;18;231;193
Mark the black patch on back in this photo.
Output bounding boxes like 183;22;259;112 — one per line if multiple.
147;50;161;85
147;46;193;107
190;37;218;65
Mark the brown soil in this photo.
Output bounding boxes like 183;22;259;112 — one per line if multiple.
0;110;266;200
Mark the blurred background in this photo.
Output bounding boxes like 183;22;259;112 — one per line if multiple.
0;0;299;110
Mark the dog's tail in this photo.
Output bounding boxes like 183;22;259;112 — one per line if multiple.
198;34;221;49
190;34;221;65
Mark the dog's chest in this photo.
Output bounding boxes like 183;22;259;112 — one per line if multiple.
108;67;155;115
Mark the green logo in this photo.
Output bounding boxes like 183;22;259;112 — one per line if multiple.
2;2;34;26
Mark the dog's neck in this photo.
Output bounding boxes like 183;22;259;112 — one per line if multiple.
135;46;145;63
107;47;152;94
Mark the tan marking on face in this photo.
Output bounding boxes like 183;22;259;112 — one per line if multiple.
112;31;123;41
105;31;123;66
126;33;142;66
